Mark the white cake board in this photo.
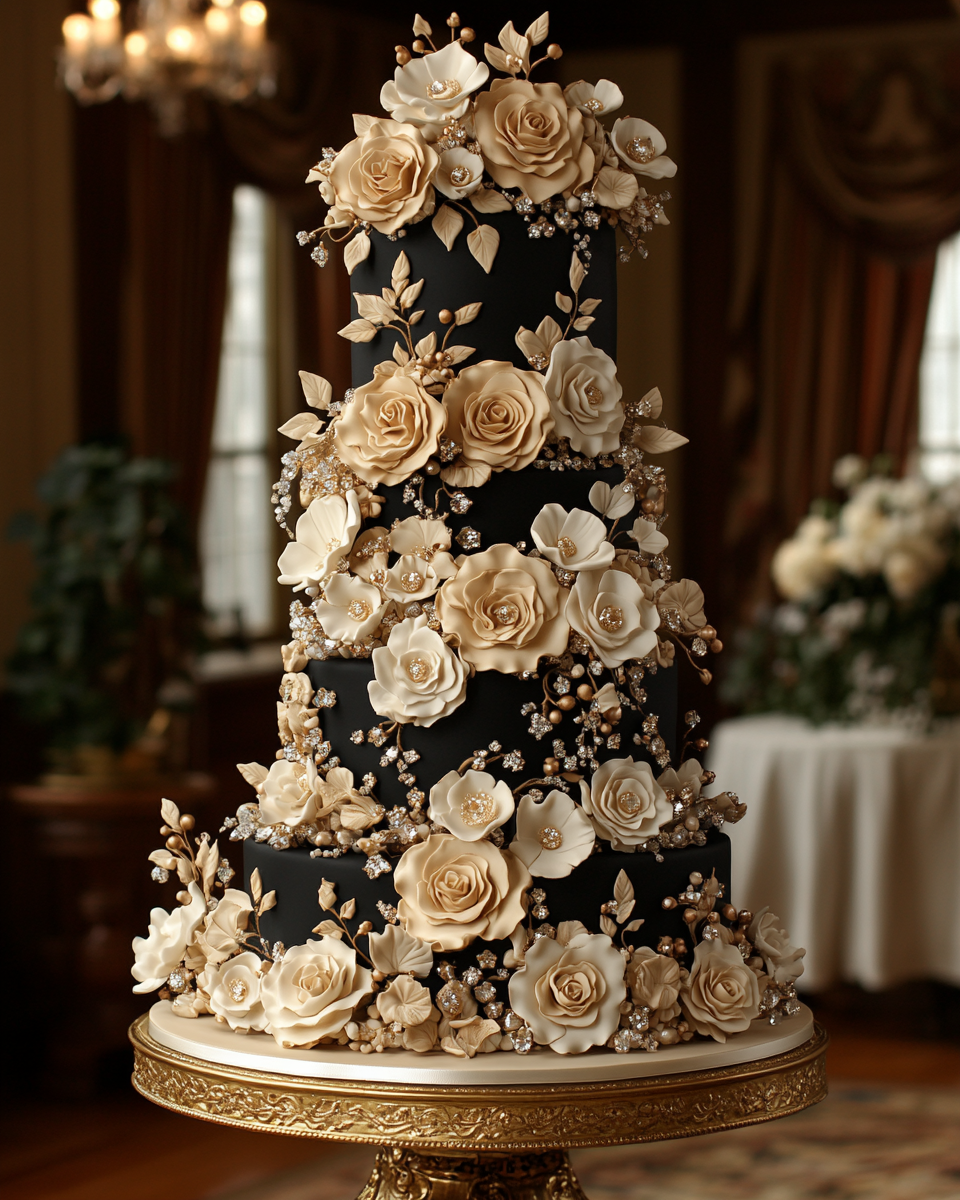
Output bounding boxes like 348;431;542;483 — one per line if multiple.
148;1000;815;1086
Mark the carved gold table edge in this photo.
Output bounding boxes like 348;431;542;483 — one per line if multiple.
129;1013;828;1153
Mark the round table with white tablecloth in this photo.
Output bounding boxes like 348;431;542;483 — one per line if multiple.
706;715;960;992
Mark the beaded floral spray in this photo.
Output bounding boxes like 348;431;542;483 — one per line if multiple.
132;10;807;1057
297;11;674;274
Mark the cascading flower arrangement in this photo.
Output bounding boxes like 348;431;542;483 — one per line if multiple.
723;455;960;725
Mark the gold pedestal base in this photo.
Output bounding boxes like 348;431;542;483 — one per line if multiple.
130;1013;827;1199
360;1147;585;1200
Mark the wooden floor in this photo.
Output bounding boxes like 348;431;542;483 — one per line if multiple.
3;992;959;1200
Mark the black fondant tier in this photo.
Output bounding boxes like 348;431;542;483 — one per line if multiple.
349;212;618;386
245;832;732;989
305;655;676;813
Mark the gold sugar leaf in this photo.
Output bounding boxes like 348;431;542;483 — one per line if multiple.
391;250;410;290
579;297;602;315
454;302;482;326
569;251;586;294
312;920;343;938
572;316;595;331
432;204;464;252
555;292;572;314
444;345;475;364
412;13;431;37
525;12;549;45
259;890;277;915
352;113;376;136
484;43;510;73
339;898;357;921
600;914;618;937
338;318;379;343
250;868;263;906
160;798;181;829
639;385;663;418
470;189;512;214
353;293;395;323
277;413;322;441
298;370;332;410
400;278;423;309
636;425;689;455
344;230;371;275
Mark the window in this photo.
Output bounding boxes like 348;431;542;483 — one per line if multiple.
919;230;960;483
200;186;275;640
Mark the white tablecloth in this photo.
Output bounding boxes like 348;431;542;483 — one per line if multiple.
706;715;960;992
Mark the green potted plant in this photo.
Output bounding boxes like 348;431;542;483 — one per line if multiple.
6;443;207;782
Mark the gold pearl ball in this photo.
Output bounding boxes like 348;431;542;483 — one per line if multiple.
739;910;753;925
179;813;195;831
683;908;698;924
661;896;677;910
439;308;453;325
710;639;723;653
548;709;563;725
684;815;699;831
424;459;440;474
176;890;190;905
395;47;411;65
557;695;576;711
600;721;612;735
459;27;475;42
546;43;562;58
570;663;585;678
543;758;559;776
576;683;593;701
165;834;183;851
700;625;716;641
723;904;738;921
412;39;425;52
160;824;171;836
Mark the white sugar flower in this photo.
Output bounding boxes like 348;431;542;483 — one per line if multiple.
261;937;373;1049
531;504;615;572
428;768;515;841
582;757;672;849
510;789;595;879
436;147;484;200
566;567;660;667
200;951;268;1033
380;39;489;125
563;79;624;117
277;490;362;590
631;517;669;556
314;572;386;643
382;552;457;602
747;907;805;986
508;928;626;1054
611;117;677;179
389;516;452;558
544;337;624;456
259;757;321;827
368;613;468;726
131;883;207;993
589;480;635;520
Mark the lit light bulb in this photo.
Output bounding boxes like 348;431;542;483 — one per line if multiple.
125;31;148;57
205;8;231;36
211;0;233;6
62;13;92;45
166;25;195;55
238;1;267;26
88;0;120;18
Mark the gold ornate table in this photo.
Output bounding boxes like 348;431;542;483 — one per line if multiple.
130;1008;827;1199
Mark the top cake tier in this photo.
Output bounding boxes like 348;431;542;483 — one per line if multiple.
349;213;618;387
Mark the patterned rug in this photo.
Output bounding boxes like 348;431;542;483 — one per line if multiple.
208;1084;960;1200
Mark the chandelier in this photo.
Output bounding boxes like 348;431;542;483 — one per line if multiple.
59;0;277;136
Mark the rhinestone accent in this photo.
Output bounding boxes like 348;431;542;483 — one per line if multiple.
626;136;656;163
598;605;624;631
538;825;564;850
556;536;577;558
460;792;496;828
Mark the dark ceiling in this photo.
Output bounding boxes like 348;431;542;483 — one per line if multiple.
305;0;956;49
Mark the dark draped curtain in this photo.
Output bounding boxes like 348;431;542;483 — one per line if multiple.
79;0;399;526
721;40;960;622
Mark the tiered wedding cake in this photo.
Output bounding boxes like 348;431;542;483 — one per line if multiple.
133;10;806;1060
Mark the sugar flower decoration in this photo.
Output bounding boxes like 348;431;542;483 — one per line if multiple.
680;938;761;1042
380;39;489;126
314;572;386;643
610;117;677;180
334;374;445;488
435;543;569;673
277;490;362;590
131;882;206;993
581;757;671;849
329;119;438;234
563;79;624;117
474;78;593;204
368;613;468;727
566;567;660;668
440;361;552;488
260;937;373;1049
531;503;615;572
394;833;530;951
428;768;515;841
436;147;485;200
508;928;626;1053
200;951;268;1033
627;947;682;1024
543;337;624;456
747;908;806;986
258;758;321;827
510;789;595;879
